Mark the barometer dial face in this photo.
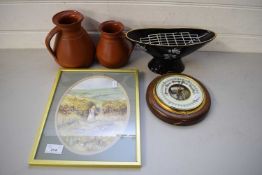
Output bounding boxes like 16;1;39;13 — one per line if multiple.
146;73;211;125
155;75;204;111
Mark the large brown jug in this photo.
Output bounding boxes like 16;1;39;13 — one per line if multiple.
45;10;95;68
96;20;134;68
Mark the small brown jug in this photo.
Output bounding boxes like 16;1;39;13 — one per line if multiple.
45;10;95;68
96;20;134;68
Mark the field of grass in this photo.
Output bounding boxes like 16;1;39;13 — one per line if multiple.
55;86;130;155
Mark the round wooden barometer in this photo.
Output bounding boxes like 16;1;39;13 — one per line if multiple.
146;73;211;125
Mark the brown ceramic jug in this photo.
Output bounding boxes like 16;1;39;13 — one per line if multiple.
96;20;134;68
45;10;95;68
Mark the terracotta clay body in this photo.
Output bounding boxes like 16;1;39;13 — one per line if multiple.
45;10;95;68
96;21;133;68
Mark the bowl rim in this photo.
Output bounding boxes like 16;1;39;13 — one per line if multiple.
126;27;216;47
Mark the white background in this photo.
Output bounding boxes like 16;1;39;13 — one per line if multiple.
0;49;262;175
0;0;262;52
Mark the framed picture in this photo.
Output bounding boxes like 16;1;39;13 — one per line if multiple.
29;69;141;167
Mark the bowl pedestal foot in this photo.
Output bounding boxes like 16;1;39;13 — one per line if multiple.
148;57;185;74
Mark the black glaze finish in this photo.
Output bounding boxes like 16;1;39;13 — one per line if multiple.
148;58;185;74
126;28;216;74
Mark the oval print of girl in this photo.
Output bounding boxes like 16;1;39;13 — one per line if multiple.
55;76;130;155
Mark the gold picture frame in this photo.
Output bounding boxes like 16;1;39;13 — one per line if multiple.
29;69;141;167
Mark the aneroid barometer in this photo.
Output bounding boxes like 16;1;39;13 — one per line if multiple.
146;73;211;125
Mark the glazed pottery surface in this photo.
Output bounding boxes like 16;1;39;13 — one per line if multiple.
45;10;95;68
126;28;216;74
96;20;133;68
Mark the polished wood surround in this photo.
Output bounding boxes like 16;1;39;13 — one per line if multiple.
146;73;211;125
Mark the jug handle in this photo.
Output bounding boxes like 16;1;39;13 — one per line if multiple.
124;32;135;57
127;39;135;57
45;26;61;62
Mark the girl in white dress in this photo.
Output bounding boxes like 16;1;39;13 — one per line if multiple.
87;106;96;121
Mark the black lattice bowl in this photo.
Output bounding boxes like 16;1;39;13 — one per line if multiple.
126;28;216;74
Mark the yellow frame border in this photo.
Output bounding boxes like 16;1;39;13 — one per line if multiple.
28;68;141;168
